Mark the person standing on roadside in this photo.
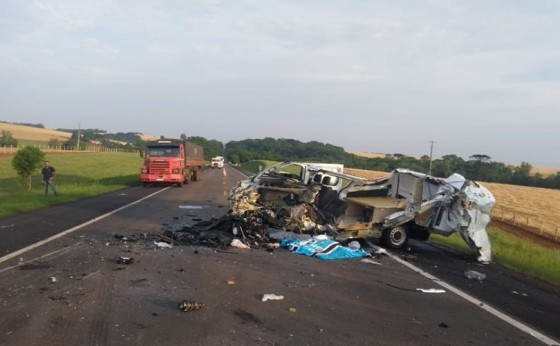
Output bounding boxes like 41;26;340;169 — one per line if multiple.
41;161;58;196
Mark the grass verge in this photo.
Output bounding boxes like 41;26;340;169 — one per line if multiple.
240;160;278;174
0;152;143;218
429;226;560;287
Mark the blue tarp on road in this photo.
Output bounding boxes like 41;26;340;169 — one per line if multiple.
280;237;370;260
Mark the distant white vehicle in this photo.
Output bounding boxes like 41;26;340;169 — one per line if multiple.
211;156;224;168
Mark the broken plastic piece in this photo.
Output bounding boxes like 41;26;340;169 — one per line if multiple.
230;239;250;249
178;299;204;312
262;294;284;302
416;288;446;294
288;307;297;313
360;259;381;265
464;270;486;281
227;280;236;285
118;256;135;265
154;241;173;249
49;276;57;283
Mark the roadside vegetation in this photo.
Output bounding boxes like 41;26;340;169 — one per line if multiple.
0;152;142;217
227;138;560;189
240;159;560;287
430;229;560;287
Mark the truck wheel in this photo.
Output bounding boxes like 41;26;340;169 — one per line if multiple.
382;225;409;249
410;226;430;241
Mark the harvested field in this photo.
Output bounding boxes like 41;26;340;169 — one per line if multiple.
531;166;560;177
344;168;560;242
0;123;71;142
346;150;387;159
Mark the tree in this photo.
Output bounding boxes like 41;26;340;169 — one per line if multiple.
469;154;491;162
11;146;45;191
0;130;18;147
48;138;60;148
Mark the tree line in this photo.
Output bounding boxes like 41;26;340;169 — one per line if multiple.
226;138;560;190
4;127;559;189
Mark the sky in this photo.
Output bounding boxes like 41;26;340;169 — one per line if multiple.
1;1;559;166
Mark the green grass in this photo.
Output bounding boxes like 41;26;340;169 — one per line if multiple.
430;226;560;287
240;160;278;174
0;152;143;217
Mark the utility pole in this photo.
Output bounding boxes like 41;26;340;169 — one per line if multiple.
428;140;434;175
77;122;81;151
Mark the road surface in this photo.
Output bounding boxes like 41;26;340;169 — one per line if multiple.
0;166;558;345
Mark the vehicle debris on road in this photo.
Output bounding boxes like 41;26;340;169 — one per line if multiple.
228;162;496;263
464;270;487;281
178;300;204;312
262;294;284;302
117;256;135;265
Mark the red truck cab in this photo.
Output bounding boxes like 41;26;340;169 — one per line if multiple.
140;139;204;187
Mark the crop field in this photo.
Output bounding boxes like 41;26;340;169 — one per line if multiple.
0;123;72;142
344;168;560;242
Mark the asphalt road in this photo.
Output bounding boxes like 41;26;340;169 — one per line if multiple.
0;166;558;346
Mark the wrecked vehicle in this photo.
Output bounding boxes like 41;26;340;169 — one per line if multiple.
229;162;496;263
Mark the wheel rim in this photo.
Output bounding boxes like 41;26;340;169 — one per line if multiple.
390;226;406;246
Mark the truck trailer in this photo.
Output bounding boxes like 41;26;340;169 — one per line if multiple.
140;139;204;187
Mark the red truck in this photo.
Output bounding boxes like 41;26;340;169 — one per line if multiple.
140;139;204;187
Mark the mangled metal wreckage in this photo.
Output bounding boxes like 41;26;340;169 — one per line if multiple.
229;162;496;263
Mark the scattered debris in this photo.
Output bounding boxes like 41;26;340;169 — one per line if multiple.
284;281;315;288
117;256;135;265
49;276;57;284
361;258;382;265
288;307;297;313
416;288;446;294
438;322;449;329
178;300;204;312
154;241;173;249
464;270;486;281
512;291;528;297
262;294;284;302
179;205;204;209
230;239;250;249
227;280;236;285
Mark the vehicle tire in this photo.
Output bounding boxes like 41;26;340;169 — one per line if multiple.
381;225;409;249
410;226;430;241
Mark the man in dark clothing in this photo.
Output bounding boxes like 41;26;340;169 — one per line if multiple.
41;161;58;196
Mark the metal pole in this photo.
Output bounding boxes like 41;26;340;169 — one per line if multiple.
77;122;81;151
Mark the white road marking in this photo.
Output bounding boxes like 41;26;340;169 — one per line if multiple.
0;242;82;275
388;252;559;345
0;187;170;266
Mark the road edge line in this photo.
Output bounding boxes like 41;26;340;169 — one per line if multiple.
0;187;170;265
388;252;559;346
